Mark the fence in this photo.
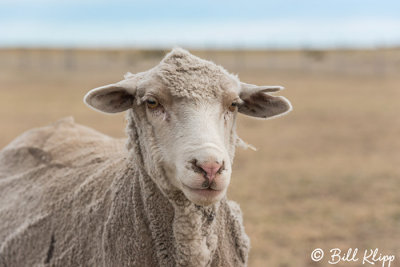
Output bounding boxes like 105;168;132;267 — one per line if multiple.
1;48;399;77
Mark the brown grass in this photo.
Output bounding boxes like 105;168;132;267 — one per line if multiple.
1;48;400;266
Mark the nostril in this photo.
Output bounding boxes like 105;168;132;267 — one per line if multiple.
190;159;204;175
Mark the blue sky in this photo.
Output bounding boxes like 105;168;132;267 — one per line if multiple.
1;0;400;49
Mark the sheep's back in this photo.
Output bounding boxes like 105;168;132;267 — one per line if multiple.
0;117;129;266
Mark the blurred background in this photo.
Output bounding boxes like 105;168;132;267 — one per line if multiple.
1;1;400;266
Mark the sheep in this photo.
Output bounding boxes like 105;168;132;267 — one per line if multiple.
0;48;292;267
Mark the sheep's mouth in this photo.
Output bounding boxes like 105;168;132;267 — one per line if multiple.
182;184;223;197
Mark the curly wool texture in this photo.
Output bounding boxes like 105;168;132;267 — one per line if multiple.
0;116;249;266
154;48;240;99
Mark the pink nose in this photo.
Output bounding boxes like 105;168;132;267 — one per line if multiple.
198;162;223;182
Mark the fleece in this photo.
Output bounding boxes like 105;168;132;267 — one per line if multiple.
0;117;250;266
123;48;240;101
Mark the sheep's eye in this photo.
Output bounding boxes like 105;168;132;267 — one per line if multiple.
229;102;238;112
146;97;159;109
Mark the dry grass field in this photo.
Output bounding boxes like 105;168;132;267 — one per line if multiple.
1;48;400;266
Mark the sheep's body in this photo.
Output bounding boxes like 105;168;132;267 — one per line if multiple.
0;117;249;266
0;49;292;266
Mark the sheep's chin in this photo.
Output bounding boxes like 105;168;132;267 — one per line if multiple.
181;185;227;206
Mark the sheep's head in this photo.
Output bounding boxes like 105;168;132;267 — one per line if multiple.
84;48;292;206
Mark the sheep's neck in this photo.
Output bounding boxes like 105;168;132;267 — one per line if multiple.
126;111;220;266
172;199;220;266
136;165;220;266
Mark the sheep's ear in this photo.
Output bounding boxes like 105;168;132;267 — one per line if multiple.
238;82;292;119
84;79;136;113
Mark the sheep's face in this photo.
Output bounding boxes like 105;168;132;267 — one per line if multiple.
137;81;239;206
84;48;292;206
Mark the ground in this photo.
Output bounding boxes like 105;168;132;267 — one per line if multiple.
1;48;399;266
